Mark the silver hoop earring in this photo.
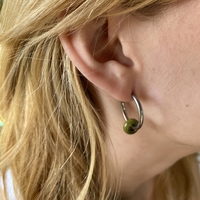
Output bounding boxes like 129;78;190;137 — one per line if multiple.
121;95;144;134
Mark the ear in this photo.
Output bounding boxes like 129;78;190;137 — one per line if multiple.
59;16;136;102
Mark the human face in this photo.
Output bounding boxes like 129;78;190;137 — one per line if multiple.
117;0;200;147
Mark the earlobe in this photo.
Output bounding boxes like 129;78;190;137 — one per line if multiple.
59;16;135;102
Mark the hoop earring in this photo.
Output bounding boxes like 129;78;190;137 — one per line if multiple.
121;95;144;134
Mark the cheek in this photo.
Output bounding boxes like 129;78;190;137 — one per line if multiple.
151;42;200;105
125;0;200;145
139;36;200;144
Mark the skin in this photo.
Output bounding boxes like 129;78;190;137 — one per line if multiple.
60;0;200;199
101;0;200;199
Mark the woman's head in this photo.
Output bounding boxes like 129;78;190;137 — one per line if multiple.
1;0;200;199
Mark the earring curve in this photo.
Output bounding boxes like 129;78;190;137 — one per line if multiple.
121;95;144;134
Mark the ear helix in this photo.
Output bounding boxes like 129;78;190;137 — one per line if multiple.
121;95;144;134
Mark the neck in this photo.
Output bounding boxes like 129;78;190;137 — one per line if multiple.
107;130;198;199
101;93;200;200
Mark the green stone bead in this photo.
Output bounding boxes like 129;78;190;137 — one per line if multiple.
123;118;138;134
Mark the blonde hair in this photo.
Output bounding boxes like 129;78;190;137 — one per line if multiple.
0;0;199;199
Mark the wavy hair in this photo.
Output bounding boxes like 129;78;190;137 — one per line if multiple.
0;0;200;199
